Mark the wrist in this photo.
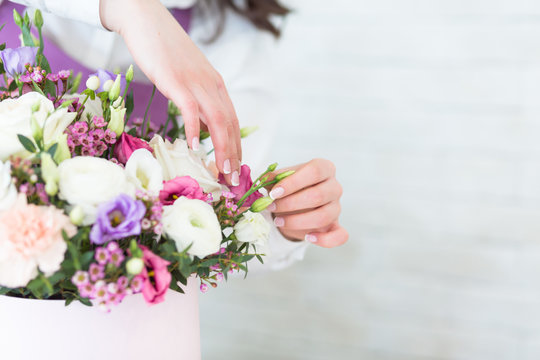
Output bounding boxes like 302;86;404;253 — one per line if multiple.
99;0;158;32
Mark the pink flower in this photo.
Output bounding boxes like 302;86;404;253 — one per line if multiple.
218;165;263;207
159;176;206;205
139;245;171;305
114;132;153;164
0;195;77;288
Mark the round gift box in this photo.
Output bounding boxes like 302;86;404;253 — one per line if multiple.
0;276;201;360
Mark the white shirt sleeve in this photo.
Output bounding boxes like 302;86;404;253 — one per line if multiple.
8;0;103;28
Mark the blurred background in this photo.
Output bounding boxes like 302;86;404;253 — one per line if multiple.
200;0;540;359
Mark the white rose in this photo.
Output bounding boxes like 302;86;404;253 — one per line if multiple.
234;211;271;248
0;161;17;211
58;157;134;225
0;92;52;160
149;135;222;200
162;197;222;258
125;148;163;195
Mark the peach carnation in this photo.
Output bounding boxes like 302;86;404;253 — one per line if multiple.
0;195;76;288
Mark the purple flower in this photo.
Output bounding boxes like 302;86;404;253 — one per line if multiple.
90;69;126;93
0;46;38;77
71;271;89;287
90;194;146;244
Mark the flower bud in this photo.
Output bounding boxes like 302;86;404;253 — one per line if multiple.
125;65;134;83
126;258;144;275
249;196;274;213
34;9;43;28
267;163;278;172
70;72;82;93
275;170;295;182
108;74;122;101
103;79;114;92
45;180;58;196
53;134;71;164
112;95;123;109
41;152;59;184
30;116;42;144
240;126;259;138
13;9;22;27
85;75;100;92
69;205;84;226
107;106;126;136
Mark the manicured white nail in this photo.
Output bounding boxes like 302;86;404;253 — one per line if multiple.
269;187;284;200
305;234;317;243
267;202;276;212
231;171;240;186
274;217;284;227
223;159;231;174
191;137;199;151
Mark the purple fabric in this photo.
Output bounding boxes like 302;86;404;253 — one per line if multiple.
0;1;192;126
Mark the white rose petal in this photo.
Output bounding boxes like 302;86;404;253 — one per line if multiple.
162;197;222;258
0;160;17;211
150;135;222;200
234;211;270;248
125;148;164;195
58;157;134;225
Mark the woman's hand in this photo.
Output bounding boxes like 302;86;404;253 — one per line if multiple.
268;159;348;248
100;0;242;185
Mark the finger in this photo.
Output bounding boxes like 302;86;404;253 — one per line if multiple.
170;89;200;150
273;200;341;230
306;222;349;248
269;159;336;200
216;76;242;162
193;87;240;186
272;178;343;213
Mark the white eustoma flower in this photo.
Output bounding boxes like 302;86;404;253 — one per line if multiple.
42;107;76;147
58;157;134;225
149;135;222;200
125;148;163;195
0;160;17;211
162;197;222;258
0;92;52;160
234;211;271;247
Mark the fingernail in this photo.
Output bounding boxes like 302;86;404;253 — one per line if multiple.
305;234;317;243
269;187;284;200
274;217;284;227
231;171;240;186
267;202;276;212
191;137;200;151
223;159;231;174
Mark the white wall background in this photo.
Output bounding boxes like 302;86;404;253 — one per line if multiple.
200;1;540;359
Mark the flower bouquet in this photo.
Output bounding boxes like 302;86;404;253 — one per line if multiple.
0;9;289;313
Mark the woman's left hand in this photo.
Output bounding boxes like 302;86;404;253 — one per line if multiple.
267;159;348;248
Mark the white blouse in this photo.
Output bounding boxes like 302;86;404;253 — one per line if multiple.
5;0;309;271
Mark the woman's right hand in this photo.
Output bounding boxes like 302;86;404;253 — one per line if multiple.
100;0;242;185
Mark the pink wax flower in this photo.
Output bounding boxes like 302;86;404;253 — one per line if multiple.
218;164;263;207
159;176;206;205
114;132;153;164
139;245;171;305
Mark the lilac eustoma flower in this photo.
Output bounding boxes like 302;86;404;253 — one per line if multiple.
90;194;146;244
90;69;126;93
0;46;38;77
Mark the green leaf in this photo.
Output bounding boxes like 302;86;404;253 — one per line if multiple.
17;134;36;153
256;254;264;264
46;143;58;157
